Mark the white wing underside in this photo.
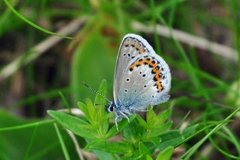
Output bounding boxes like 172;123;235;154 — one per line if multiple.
113;34;171;112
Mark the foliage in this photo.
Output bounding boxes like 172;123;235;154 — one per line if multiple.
48;80;185;159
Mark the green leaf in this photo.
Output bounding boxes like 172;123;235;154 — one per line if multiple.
182;124;198;139
145;155;153;160
94;79;108;106
144;122;172;140
87;141;131;154
92;150;116;160
94;81;109;133
77;101;90;120
0;109;78;159
146;108;171;129
106;117;132;138
85;98;97;124
158;130;184;150
142;109;172;140
123;117;144;141
157;109;171;124
84;97;109;136
47;110;96;139
71;24;115;104
139;142;150;155
146;107;158;127
136;115;148;129
156;146;174;160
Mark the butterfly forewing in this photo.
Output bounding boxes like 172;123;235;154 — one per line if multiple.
113;34;171;112
113;34;148;99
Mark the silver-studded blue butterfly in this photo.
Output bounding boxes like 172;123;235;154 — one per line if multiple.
107;33;171;123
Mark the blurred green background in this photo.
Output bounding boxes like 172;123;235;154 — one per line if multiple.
0;0;240;159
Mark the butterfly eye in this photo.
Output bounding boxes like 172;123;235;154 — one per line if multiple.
107;104;114;112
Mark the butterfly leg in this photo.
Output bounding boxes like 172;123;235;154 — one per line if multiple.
114;116;119;131
119;111;130;122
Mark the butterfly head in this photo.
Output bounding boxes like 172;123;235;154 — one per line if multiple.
106;101;128;122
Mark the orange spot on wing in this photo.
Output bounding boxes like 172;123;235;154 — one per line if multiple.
153;66;163;92
155;74;160;80
152;66;159;73
156;82;163;91
129;57;164;92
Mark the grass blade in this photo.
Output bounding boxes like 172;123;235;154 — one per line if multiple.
3;0;73;39
54;123;70;160
181;106;240;159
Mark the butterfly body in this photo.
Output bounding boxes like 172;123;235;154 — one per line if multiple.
107;34;171;121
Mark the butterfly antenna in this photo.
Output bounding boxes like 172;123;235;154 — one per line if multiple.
81;82;111;103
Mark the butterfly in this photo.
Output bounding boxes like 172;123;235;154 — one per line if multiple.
107;33;171;124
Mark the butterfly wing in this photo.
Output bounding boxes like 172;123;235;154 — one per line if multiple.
113;34;171;112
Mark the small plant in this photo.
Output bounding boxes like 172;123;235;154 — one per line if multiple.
48;80;195;160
